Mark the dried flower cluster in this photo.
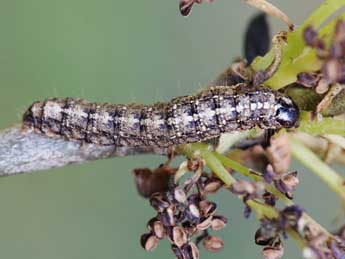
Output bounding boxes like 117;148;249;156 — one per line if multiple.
139;160;228;259
297;20;345;114
254;205;303;259
131;3;345;259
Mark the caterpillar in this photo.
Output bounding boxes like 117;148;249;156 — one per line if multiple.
22;84;299;148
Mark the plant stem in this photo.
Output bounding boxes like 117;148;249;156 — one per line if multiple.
298;111;345;136
290;137;345;202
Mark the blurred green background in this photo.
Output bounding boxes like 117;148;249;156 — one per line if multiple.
0;0;343;259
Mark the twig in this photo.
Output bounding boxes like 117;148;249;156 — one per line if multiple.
0;125;167;176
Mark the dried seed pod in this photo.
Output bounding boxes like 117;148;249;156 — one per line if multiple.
150;193;170;212
256;219;280;245
140;233;159;252
171;244;186;259
204;178;223;194
199;200;217;216
261;244;284;259
315;78;330;94
179;0;195;16
147;218;166;239
255;228;275;246
297;72;320;88
322;58;344;82
174;187;187;204
230;180;255;195
187;194;201;205
159;206;176;226
211;215;228;231
280;171;299;192
196;216;213;230
182;221;197;235
182;242;200;259
169;226;188;247
262;192;277;206
266;134;291;175
203;236;224;252
280;205;303;229
303;26;319;48
243;205;252;219
186;203;201;222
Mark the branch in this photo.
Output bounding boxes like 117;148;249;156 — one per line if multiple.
0;126;167;176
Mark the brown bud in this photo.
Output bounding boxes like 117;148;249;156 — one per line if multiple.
199;200;217;216
140;233;159;252
169;226;188;247
182;242;200;259
196;216;213;230
174;187;187;203
204;178;223;194
149;193;170;212
261;245;284;259
203;236;224;252
211;215;228;231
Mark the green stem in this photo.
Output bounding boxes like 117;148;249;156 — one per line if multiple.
178;143;236;186
290;137;345;201
297;111;345;136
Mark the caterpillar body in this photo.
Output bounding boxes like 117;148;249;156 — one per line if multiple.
23;84;299;148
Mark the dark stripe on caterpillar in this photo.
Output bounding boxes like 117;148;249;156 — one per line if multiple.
22;84;299;148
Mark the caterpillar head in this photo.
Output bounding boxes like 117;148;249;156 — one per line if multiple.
274;96;299;128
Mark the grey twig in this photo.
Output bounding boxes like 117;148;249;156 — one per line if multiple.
0;126;167;176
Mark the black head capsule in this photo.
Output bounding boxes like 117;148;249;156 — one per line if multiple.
274;96;299;128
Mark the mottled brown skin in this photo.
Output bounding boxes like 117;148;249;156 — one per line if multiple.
22;84;299;148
